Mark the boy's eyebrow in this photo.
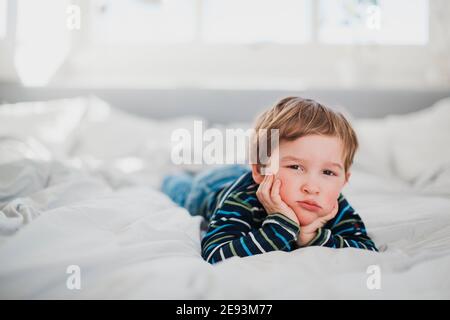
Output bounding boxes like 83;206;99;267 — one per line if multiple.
281;155;306;162
281;156;344;170
324;161;344;170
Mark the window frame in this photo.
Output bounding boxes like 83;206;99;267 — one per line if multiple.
78;0;429;47
62;0;436;88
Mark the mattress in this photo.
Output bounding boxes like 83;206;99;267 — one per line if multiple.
1;96;449;299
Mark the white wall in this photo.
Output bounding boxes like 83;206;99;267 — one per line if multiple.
1;0;450;89
0;0;17;83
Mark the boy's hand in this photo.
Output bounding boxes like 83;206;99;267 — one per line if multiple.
297;200;339;247
256;174;299;226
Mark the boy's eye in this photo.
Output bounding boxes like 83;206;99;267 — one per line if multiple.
288;165;303;171
323;169;336;176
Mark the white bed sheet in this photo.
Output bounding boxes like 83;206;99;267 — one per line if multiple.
0;96;449;299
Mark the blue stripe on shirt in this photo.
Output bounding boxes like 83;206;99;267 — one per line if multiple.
240;237;253;256
216;210;241;217
350;239;360;248
335;227;355;235
332;204;351;227
204;224;233;237
269;225;291;250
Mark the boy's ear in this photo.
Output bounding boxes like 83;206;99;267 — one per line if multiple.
251;164;264;184
344;171;351;184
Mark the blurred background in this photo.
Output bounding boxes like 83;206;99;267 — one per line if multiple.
2;1;450;300
0;0;449;121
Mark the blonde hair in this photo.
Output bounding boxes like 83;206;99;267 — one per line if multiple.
252;96;358;173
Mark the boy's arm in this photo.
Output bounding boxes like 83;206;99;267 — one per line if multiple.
301;196;378;251
201;192;300;264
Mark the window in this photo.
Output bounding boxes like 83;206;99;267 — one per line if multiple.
88;0;429;46
90;0;312;45
14;0;70;86
90;0;197;44
0;0;7;39
318;0;429;45
202;0;312;44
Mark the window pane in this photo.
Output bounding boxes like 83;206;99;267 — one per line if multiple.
14;0;70;86
202;0;312;44
91;0;196;44
318;0;429;45
0;0;7;39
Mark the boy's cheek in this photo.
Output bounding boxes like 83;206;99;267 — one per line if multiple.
321;192;341;214
294;208;317;226
277;181;291;202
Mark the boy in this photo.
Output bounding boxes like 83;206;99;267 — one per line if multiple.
161;97;378;264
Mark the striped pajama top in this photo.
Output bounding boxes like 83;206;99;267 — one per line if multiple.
200;171;378;264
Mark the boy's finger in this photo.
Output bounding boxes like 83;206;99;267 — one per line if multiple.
264;173;272;184
259;175;268;191
262;176;275;205
266;174;274;187
259;175;271;201
271;179;281;202
262;174;272;191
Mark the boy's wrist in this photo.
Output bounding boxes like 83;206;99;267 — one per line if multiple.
298;230;318;247
268;211;299;227
264;213;300;236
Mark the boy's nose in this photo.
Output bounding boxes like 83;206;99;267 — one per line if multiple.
301;182;319;195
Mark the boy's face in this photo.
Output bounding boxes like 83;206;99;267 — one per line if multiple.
261;134;349;226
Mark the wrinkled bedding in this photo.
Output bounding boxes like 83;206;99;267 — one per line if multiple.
0;96;449;299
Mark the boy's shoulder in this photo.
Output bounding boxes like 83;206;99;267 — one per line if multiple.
219;170;257;198
213;171;260;210
324;194;367;230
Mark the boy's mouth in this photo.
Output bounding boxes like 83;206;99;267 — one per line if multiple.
296;200;321;212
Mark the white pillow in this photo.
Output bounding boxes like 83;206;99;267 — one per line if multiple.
389;97;450;184
70;99;207;188
72;99;206;161
353;117;396;179
0;137;52;202
354;97;450;185
0;97;89;158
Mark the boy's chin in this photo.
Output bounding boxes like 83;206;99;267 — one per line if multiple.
297;208;333;226
295;211;318;226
